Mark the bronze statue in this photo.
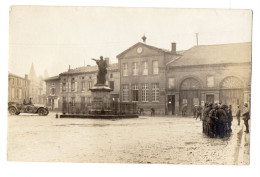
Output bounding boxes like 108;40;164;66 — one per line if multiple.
92;56;107;85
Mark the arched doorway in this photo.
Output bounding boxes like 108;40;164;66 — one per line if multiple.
180;78;201;115
220;76;244;115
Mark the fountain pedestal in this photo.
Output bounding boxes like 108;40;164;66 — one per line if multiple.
89;84;112;115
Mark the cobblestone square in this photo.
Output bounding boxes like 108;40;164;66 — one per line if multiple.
7;113;249;165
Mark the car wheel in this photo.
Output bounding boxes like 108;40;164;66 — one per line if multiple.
44;109;49;116
38;108;45;116
8;107;17;115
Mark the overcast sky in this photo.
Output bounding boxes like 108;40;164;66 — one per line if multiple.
8;6;252;77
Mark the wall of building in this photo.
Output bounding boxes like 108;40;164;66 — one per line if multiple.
118;45;171;115
166;63;251;115
58;68;120;111
8;74;29;103
46;78;61;110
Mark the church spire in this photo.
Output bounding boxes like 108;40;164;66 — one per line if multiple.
29;62;37;80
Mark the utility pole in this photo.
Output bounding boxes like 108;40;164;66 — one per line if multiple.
195;33;199;46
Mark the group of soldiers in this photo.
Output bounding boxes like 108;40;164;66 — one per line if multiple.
201;102;250;138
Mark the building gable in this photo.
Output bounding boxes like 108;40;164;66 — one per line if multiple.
117;42;172;59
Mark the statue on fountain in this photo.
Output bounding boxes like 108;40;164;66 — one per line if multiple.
92;56;107;85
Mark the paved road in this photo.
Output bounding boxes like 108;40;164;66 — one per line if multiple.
7;113;249;164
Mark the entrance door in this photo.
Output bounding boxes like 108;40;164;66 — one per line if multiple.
206;95;214;104
179;78;201;116
167;95;175;115
220;76;244;116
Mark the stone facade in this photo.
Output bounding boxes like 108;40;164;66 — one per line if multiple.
8;72;30;103
117;42;251;116
45;76;61;111
166;42;251;115
45;62;120;111
117;42;179;115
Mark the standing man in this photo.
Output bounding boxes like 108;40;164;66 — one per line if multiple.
208;103;217;138
217;104;228;138
151;108;155;116
227;105;233;133
236;105;241;126
196;105;202;121
242;103;250;133
193;105;197;118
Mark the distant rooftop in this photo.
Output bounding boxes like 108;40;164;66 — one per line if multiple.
60;63;118;75
45;75;60;81
168;42;252;67
8;72;27;79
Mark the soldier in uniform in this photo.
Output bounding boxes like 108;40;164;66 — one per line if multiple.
222;104;230;137
202;103;208;134
196;105;202;121
217;104;228;138
242;103;250;133
208;103;218;138
236;105;241;126
204;103;213;136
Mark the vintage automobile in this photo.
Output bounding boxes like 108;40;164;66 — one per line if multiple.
8;102;49;116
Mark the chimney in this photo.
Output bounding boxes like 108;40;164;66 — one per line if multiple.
25;74;28;80
142;35;147;43
68;65;71;72
105;57;110;66
171;43;176;54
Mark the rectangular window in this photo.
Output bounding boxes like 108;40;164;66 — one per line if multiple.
63;97;66;103
152;61;159;75
168;78;175;89
88;81;93;90
71;78;75;91
132;84;139;101
109;81;114;91
19;89;22;99
132;62;138;76
142;61;148;75
87;97;92;105
81;81;85;91
122;84;129;102
16;89;19;99
141;83;149;102
152;83;159;102
122;63;128;76
62;80;66;92
71;97;75;106
11;88;15;99
110;73;113;78
51;88;55;95
17;79;21;86
207;76;214;87
81;97;85;104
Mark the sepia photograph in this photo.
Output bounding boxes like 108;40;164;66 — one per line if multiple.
7;5;252;166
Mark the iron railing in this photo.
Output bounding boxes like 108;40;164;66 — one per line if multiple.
61;102;137;115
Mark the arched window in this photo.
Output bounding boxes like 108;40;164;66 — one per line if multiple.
180;78;201;90
220;76;243;89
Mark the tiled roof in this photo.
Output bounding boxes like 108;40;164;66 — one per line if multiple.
169;42;251;67
45;75;60;81
8;72;26;79
60;63;118;75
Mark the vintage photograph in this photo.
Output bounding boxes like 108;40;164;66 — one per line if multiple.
8;6;252;165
